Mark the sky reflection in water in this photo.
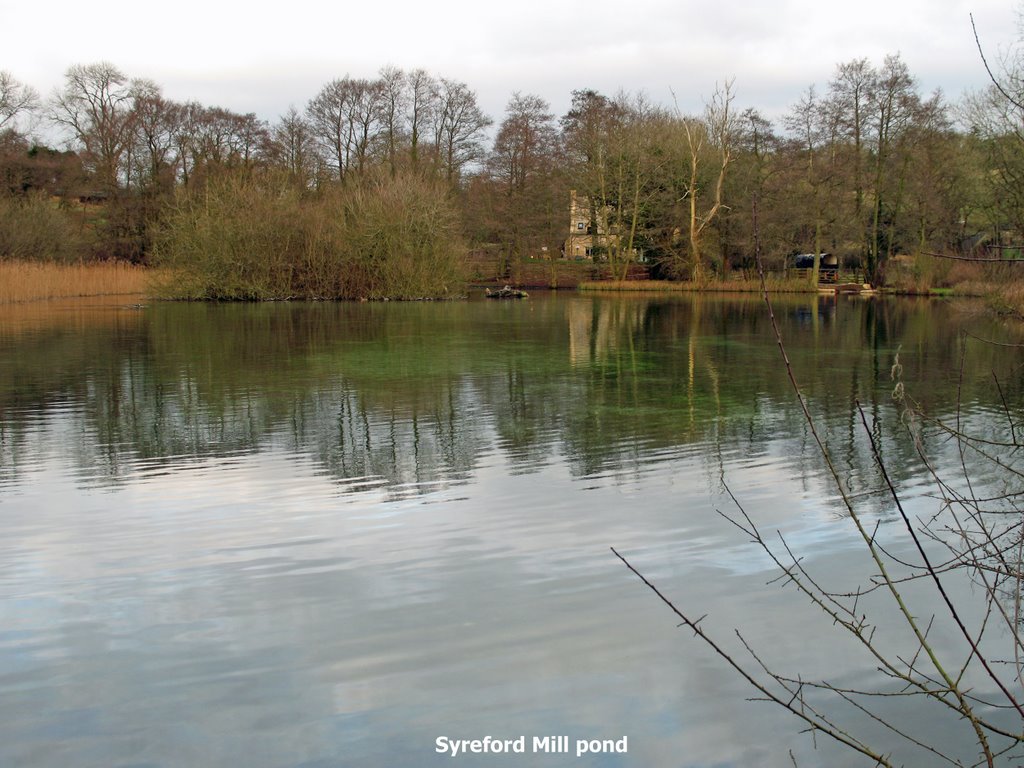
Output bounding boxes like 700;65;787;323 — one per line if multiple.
0;293;1021;767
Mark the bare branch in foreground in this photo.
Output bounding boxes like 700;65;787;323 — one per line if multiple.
610;546;896;766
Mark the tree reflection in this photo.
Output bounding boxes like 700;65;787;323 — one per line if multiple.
0;295;1019;506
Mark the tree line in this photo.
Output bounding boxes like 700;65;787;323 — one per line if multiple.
0;53;1022;288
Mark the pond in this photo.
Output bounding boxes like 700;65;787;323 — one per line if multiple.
1;291;1022;767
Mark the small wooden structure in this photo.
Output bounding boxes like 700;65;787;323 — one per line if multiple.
792;253;839;284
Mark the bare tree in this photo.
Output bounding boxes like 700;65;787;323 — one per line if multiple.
189;107;266;172
346;78;383;175
561;88;620;262
865;54;920;280
488;92;561;263
306;76;383;182
679;80;736;283
606;92;672;281
430;78;491;186
491;93;558;193
307;79;356;182
406;69;436;172
49;62;136;192
562;89;696;278
0;71;39;133
228;111;269;167
964;12;1024;247
170;101;204;187
377;66;407;176
722;106;782;271
267;106;316;188
830;58;873;237
128;79;181;192
784;85;835;283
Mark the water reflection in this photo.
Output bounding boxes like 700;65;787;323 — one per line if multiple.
2;294;1022;496
2;293;1023;766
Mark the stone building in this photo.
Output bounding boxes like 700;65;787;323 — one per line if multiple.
563;190;616;260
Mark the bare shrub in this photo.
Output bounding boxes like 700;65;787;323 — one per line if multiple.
153;168;465;300
333;170;466;299
0;193;81;262
152;170;318;299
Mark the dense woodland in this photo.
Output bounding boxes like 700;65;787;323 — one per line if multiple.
1;49;1023;297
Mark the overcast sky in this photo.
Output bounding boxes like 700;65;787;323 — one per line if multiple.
3;0;1021;132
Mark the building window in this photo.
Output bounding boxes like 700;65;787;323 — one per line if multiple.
576;222;585;230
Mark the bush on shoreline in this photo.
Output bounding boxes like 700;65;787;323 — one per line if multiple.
0;193;82;263
151;169;467;301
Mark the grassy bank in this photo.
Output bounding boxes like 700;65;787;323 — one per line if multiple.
578;278;822;293
890;272;1024;317
0;261;151;303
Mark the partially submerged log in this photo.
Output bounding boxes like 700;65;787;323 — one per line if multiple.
485;285;529;299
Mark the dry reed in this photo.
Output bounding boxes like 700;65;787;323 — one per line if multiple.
984;281;1024;317
0;260;152;303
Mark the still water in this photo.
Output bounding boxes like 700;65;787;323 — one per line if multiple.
1;291;1022;767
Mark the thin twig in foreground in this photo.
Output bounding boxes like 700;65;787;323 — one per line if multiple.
609;547;894;766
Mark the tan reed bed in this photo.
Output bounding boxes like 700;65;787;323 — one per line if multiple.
0;260;152;303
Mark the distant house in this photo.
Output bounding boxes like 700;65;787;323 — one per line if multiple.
563;190;618;260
